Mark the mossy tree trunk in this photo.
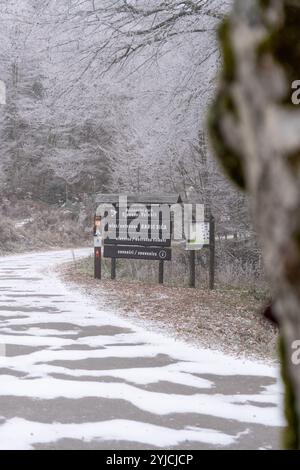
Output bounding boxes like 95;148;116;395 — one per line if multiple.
209;0;300;449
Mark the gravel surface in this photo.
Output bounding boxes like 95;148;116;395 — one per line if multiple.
60;259;278;362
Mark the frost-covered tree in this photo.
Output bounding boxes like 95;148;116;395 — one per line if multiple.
46;1;227;191
0;0;254;256
209;0;300;448
0;0;136;203
0;0;49;198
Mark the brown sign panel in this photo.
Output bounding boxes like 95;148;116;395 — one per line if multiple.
103;204;172;247
104;245;172;261
104;237;171;247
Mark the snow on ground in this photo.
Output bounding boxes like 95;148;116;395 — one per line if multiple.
0;248;285;449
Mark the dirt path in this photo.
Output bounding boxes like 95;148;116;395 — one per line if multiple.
0;249;284;449
63;257;277;361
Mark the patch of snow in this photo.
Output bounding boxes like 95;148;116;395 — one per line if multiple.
0;418;236;450
0;248;285;449
14;218;34;229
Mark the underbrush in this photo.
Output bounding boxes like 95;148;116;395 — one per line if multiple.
72;242;270;298
64;255;276;360
0;198;91;254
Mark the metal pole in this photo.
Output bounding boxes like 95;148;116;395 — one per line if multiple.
159;260;164;285
111;257;116;280
209;216;215;290
94;248;101;280
189;250;196;288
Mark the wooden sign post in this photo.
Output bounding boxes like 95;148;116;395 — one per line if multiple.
98;195;175;285
186;216;215;290
94;194;215;289
189;251;196;288
209;215;215;290
111;258;116;280
94;247;101;280
159;260;164;284
93;216;102;280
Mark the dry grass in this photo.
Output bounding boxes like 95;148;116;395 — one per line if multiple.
0;200;90;255
60;256;278;362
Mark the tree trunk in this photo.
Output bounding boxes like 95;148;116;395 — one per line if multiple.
209;0;300;449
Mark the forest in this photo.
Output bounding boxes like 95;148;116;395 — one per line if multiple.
1;0;300;451
0;0;259;288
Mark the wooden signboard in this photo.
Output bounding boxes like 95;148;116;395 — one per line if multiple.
104;245;172;261
103;204;171;247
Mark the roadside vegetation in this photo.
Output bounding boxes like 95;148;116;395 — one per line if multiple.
0;198;91;255
61;254;277;361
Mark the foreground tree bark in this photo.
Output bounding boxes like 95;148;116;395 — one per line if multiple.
209;0;300;449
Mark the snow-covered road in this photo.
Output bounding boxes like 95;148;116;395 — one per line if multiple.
0;249;284;449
